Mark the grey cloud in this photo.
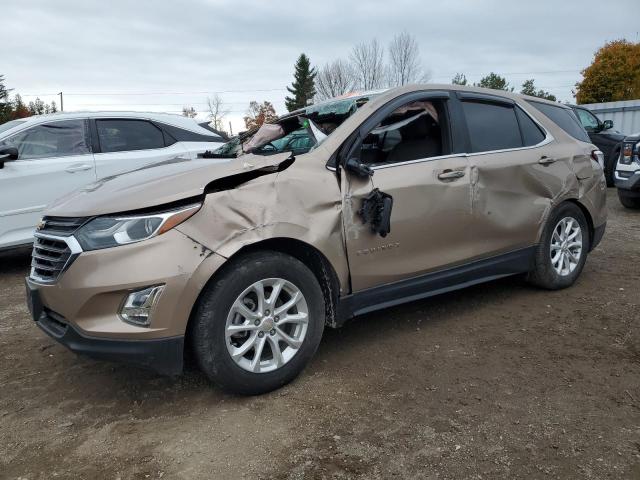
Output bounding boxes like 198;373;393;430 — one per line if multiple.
2;0;638;130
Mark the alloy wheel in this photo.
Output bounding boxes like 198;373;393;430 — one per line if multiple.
550;217;583;277
225;278;309;373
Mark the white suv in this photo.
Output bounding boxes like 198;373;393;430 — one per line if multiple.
0;112;225;250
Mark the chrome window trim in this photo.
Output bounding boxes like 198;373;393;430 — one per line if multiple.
29;233;83;284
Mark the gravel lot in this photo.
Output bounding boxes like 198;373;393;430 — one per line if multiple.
1;189;639;480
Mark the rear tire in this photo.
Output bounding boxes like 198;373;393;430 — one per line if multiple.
191;251;325;395
527;203;589;290
618;191;640;209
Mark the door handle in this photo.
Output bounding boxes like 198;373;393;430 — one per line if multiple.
437;170;465;180
538;156;557;165
65;164;92;173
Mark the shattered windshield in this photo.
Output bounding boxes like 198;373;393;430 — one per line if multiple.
203;92;381;159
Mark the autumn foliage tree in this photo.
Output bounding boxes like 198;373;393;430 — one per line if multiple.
575;39;640;104
244;101;277;130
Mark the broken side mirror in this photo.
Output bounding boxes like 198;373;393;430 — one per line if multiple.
0;147;18;168
346;157;373;178
602;119;613;130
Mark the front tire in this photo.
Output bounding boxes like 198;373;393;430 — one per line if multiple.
527;203;589;290
618;191;640;209
191;251;325;395
604;150;618;187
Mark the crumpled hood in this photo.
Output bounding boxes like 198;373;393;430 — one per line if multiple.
46;154;292;217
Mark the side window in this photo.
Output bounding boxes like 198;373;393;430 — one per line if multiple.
96;119;165;153
360;100;446;165
462;101;522;152
515;108;546;146
528;102;591;143
0;120;90;160
575;108;600;132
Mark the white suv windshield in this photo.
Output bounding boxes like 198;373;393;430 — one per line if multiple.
0;119;27;135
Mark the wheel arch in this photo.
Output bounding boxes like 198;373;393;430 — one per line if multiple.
184;238;342;357
560;198;595;250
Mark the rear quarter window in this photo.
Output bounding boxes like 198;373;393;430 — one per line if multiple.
528;101;590;143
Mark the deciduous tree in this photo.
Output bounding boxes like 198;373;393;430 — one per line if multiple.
285;54;316;112
206;94;229;132
182;106;197;118
11;94;31;119
575;39;640;104
387;32;429;86
520;79;556;101
244;101;277;130
315;59;355;101
350;39;386;90
0;75;13;124
451;73;468;85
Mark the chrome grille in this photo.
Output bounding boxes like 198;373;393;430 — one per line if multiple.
38;216;87;236
30;234;81;283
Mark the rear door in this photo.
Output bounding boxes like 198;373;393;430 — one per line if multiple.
0;119;96;247
91;118;188;179
458;92;575;258
342;90;474;291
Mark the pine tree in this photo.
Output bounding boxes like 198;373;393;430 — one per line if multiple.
285;54;317;112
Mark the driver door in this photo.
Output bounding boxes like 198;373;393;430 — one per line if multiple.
0;119;96;248
342;91;473;291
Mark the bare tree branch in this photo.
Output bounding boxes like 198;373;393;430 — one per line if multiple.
206;94;230;131
350;39;386;91
315;59;356;101
182;106;197;118
387;32;429;86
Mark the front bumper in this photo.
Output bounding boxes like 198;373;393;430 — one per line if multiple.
25;228;227;375
27;278;184;375
614;170;640;197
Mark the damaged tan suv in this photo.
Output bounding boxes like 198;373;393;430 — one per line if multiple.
25;85;607;394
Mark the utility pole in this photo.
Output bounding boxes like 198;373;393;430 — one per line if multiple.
229;121;233;136
59;92;63;112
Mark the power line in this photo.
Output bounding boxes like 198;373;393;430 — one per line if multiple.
19;70;582;97
19;88;288;97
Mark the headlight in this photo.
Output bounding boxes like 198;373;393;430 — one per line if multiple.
75;203;201;251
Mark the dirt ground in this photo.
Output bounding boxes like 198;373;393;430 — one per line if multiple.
1;188;639;480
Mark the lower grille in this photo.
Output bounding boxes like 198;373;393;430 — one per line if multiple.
30;234;79;283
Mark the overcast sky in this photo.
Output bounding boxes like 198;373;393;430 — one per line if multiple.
2;0;639;133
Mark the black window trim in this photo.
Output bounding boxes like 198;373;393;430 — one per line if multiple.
92;118;169;155
328;90;553;173
2;118;93;161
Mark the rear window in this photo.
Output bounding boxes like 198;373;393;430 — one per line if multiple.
96;119;165;153
528;101;590;143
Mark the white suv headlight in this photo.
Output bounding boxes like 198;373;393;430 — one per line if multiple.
75;203;201;251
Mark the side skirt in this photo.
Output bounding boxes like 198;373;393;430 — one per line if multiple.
335;246;536;326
